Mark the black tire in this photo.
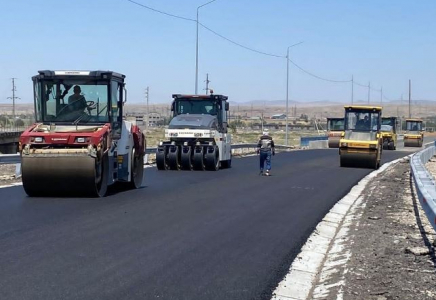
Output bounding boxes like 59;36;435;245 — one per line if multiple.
340;155;348;168
168;145;180;170
95;154;109;197
156;147;169;170
181;146;193;170
205;146;220;171
193;146;205;170
388;142;394;150
129;148;144;189
221;158;232;169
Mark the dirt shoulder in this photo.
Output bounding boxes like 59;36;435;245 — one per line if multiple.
316;158;436;299
0;164;22;186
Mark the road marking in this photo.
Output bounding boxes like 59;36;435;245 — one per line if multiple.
271;155;411;300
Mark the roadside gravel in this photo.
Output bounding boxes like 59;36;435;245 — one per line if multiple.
0;164;21;185
313;158;436;300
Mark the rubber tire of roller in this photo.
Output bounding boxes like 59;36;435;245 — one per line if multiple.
221;155;232;169
180;146;193;170
95;154;109;197
193;147;205;171
205;146;220;171
168;146;180;170
156;147;169;170
128;148;144;189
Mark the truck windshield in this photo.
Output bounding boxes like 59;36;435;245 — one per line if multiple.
35;80;109;124
345;110;380;132
328;119;344;131
406;121;422;131
175;99;218;116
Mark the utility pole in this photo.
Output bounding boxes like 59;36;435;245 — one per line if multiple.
408;79;411;118
380;86;383;104
367;81;370;104
351;75;354;104
145;87;149;128
204;73;210;95
7;78;20;123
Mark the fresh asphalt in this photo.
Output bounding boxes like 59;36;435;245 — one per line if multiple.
0;147;418;300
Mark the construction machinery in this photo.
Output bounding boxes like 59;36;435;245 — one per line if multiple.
156;94;232;171
339;106;383;169
404;118;424;147
326;117;344;148
381;117;398;150
19;70;146;197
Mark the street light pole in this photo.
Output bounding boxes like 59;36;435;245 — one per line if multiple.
285;41;303;146
195;0;216;95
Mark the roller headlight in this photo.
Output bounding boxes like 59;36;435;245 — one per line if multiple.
369;144;377;149
341;142;347;147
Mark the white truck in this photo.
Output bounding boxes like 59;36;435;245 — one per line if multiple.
156;94;232;171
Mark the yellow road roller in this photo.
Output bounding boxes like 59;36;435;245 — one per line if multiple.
404;118;424;147
339;106;383;169
326;117;344;148
381;117;398;150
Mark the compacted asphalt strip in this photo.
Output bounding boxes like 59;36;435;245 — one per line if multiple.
0;149;410;300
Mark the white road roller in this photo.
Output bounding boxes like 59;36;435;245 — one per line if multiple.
156;94;232;171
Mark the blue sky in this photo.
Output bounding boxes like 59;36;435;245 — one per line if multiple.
0;0;435;104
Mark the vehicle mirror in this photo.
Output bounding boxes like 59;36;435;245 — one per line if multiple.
225;102;229;111
123;85;127;103
171;102;175;112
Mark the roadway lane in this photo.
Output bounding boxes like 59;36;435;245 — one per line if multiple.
0;149;414;300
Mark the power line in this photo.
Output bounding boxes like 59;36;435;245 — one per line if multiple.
287;58;351;83
126;0;196;22
198;22;285;58
353;80;369;88
126;0;389;94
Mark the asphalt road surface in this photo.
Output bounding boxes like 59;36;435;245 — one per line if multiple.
0;147;417;300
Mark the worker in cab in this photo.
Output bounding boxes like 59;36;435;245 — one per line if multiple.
68;85;87;114
257;130;275;176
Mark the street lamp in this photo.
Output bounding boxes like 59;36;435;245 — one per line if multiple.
285;41;304;146
195;0;216;95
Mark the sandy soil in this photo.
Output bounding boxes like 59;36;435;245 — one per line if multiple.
342;159;436;300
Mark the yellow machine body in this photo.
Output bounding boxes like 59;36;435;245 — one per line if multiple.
339;106;383;169
404;118;424;147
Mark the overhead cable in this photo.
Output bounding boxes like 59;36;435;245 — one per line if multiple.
126;0;196;22
126;0;387;91
287;59;351;83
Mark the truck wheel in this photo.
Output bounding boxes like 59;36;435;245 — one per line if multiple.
193;146;205;170
205;146;219;171
95;154;109;197
156;146;169;170
221;153;232;169
129;148;144;189
168;145;181;170
181;146;193;170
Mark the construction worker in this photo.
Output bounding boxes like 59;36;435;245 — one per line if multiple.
257;130;275;176
68;85;87;113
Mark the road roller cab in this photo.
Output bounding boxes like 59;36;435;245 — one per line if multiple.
339;106;383;169
156;93;232;171
326;117;344;148
381;117;398;150
19;70;146;197
404;118;424;147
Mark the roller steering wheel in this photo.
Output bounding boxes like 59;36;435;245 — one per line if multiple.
86;101;96;111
